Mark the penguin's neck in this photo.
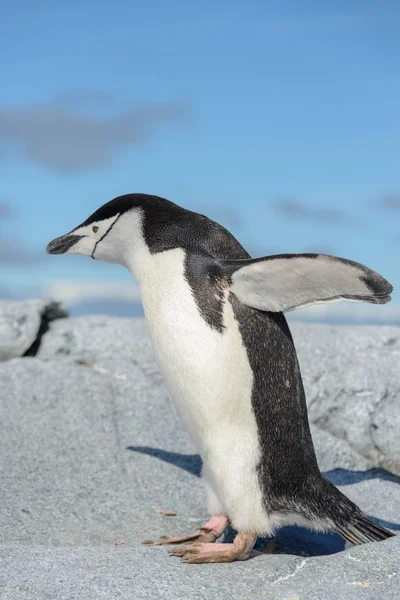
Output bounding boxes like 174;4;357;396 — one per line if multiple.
125;244;189;313
121;209;188;301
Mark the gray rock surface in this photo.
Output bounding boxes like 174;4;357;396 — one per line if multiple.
0;300;67;361
2;537;399;600
0;310;399;599
37;316;400;475
291;322;400;475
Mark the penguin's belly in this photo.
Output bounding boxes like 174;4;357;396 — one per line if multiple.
136;248;270;532
138;249;253;447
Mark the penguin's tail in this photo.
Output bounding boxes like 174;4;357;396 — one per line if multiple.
336;515;395;545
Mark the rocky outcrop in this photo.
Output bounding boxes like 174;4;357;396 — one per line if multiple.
0;302;399;599
292;322;400;476
0;300;67;361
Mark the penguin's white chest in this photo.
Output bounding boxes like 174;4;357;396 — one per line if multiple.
132;248;255;452
130;247;270;532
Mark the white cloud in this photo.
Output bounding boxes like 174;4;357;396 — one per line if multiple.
287;301;400;324
44;280;141;306
0;99;187;171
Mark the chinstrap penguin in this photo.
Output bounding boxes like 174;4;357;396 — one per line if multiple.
47;193;395;563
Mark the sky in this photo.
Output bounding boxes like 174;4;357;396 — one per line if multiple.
1;0;399;323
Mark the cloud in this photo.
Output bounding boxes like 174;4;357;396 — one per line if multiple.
287;301;400;326
275;199;355;227
0;276;144;317
43;279;143;318
52;90;116;111
69;298;144;318
0;204;44;266
0;285;19;300
0;201;13;219
0;99;187;172
377;194;400;211
44;280;141;305
0;239;44;266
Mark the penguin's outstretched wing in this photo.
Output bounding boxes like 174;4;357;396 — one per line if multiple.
220;253;392;312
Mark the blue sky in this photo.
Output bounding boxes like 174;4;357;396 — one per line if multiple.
1;1;399;322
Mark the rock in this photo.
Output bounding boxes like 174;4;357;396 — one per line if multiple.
38;316;400;475
0;357;181;548
0;310;399;599
310;426;372;473
0;300;67;361
291;322;400;475
37;314;159;380
372;393;400;476
1;537;399;600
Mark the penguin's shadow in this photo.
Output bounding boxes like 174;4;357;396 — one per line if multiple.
127;446;400;557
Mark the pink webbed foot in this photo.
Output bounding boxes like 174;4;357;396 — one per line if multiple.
142;514;229;546
169;531;257;563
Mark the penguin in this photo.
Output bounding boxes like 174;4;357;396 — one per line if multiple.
47;193;394;564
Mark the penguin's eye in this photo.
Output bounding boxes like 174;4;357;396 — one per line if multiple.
92;226;99;233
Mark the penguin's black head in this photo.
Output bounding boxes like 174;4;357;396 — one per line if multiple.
46;194;181;263
46;193;246;265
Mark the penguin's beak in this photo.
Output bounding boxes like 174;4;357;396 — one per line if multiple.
46;234;84;255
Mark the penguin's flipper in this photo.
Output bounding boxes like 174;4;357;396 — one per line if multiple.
221;253;393;312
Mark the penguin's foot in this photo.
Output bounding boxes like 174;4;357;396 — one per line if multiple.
169;531;257;563
142;513;229;546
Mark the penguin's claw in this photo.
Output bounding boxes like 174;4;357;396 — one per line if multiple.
169;542;254;563
169;532;258;564
169;542;233;562
142;530;218;546
142;514;229;547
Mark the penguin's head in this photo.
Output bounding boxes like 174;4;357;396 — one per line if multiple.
47;193;244;268
47;195;134;265
46;194;186;266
